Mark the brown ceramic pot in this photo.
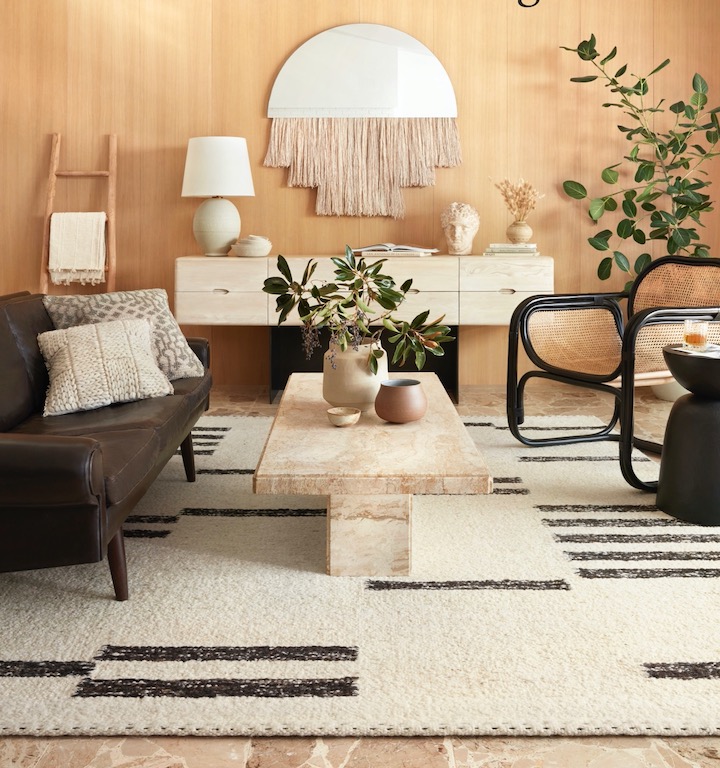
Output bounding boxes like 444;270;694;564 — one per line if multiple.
374;379;427;423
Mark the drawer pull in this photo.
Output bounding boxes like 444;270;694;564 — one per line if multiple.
212;288;230;295
499;288;516;295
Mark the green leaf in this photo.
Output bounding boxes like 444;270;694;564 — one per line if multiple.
670;100;686;114
613;251;630;273
615;64;628;78
649;58;670;76
634;162;655;182
588;230;612;251
634;253;652;274
563;180;587;199
263;276;289;295
276;255;292;283
414;347;426;371
570;75;599;83
410;310;430;329
600;46;617;65
604;197;618;212
616;219;634;238
632;229;647;244
691;92;708;109
589;198;606;220
693;73;709;94
597;256;613;280
622;199;637;217
601;165;620;184
369;355;378;375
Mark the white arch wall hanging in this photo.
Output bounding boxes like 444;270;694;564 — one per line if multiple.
264;23;461;219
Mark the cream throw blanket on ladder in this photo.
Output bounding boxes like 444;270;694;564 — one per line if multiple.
49;212;107;286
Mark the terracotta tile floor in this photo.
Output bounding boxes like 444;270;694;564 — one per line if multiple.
6;383;720;768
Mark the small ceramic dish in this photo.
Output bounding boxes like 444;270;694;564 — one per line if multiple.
327;406;361;427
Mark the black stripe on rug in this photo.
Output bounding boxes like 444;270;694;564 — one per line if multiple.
537;504;659;514
366;579;570;591
197;469;254;475
192;427;231;432
645;662;720;679
0;661;94;677
95;645;358;662
181;508;324;517
463;422;601;431
493;476;528;495
520;456;651;462
73;677;358;698
123;530;171;538
578;568;720;579
544;518;691;528
556;534;720;543
125;515;179;525
566;550;720;561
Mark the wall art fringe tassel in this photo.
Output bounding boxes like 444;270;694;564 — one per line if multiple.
264;117;462;219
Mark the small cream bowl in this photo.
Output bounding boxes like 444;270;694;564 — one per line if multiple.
327;407;361;427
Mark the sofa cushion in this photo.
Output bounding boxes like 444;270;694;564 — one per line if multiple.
37;319;174;416
11;377;211;455
43;288;204;381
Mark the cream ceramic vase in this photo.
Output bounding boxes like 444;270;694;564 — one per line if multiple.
506;220;533;244
322;341;388;411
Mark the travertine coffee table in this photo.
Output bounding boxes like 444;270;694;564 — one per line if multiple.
253;372;492;576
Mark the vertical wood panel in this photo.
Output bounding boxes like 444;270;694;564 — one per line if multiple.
1;0;719;386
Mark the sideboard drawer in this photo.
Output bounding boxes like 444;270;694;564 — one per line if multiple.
460;291;540;325
458;255;553;325
176;290;268;325
459;255;554;292
175;256;268;325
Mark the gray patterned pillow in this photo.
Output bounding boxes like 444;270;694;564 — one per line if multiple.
43;289;204;381
38;319;174;416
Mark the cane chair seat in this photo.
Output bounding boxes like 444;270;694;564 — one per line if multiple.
507;256;720;491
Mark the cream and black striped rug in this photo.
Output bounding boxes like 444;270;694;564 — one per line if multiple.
2;414;719;736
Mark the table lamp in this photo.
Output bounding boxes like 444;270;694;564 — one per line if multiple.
181;136;255;256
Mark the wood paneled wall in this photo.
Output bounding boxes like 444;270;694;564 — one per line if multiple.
2;0;719;385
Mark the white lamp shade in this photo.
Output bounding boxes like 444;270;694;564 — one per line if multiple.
181;136;255;197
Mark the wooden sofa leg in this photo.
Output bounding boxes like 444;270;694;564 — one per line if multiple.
107;531;129;601
180;433;196;482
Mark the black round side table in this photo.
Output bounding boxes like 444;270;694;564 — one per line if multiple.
656;344;720;525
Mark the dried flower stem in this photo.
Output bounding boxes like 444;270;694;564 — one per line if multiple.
494;178;544;221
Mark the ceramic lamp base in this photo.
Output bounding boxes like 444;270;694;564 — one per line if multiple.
193;197;241;256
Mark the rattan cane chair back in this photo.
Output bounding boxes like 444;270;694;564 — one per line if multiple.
507;255;720;491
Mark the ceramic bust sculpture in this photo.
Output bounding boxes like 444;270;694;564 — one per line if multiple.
441;202;480;255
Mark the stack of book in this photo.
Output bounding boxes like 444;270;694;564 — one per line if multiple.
352;243;439;257
483;243;539;256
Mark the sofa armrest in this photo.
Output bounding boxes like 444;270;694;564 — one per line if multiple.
0;434;104;506
187;337;210;370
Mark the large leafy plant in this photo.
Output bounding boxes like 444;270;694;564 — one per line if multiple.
262;245;453;373
562;34;720;285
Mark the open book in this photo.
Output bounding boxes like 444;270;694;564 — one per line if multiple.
353;243;439;254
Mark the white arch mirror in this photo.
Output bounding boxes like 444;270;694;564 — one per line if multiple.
268;23;457;118
264;24;461;218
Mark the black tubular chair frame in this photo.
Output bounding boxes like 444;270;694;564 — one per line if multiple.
507;255;720;492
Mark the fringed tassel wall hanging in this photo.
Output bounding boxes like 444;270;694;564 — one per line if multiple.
265;24;462;219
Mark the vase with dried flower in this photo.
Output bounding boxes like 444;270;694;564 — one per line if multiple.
494;178;544;244
262;246;454;411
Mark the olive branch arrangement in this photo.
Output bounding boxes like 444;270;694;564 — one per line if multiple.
262;246;454;373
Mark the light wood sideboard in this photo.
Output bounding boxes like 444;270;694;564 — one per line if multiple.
175;254;554;327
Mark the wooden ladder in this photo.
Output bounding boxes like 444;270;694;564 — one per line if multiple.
40;133;117;293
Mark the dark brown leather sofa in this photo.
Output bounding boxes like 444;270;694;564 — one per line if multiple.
0;291;212;601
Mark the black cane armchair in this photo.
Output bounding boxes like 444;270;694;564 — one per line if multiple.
507;256;720;491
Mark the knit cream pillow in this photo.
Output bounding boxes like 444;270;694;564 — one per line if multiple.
38;319;174;417
42;288;204;381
